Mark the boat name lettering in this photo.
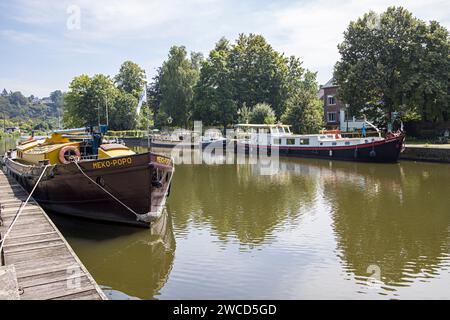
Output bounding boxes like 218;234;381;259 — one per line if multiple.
156;156;171;166
92;157;132;169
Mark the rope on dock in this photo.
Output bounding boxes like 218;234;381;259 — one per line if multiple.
0;164;50;254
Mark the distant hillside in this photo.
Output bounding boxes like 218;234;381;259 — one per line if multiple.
0;89;63;133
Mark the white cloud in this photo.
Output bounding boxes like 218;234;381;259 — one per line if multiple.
2;0;449;94
267;0;450;84
0;29;49;44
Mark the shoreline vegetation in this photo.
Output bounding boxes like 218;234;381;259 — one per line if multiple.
1;6;449;140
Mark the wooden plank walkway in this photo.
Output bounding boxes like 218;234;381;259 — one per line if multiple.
0;170;107;300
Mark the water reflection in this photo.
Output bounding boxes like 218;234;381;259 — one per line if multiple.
322;161;450;290
6;139;446;299
257;157;450;295
50;211;175;299
168;162;319;246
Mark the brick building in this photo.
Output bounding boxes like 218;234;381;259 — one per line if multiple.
319;78;346;129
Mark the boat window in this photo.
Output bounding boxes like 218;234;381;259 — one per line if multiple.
278;127;284;134
273;138;281;145
286;138;296;145
300;139;309;145
332;142;337;146
345;141;350;145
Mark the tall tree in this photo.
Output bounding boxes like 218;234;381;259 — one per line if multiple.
63;74;118;127
159;46;202;127
413;21;450;122
193;38;236;128
115;61;146;98
49;90;64;112
282;71;324;134
228;34;288;118
147;67;163;124
109;92;138;130
334;6;450;122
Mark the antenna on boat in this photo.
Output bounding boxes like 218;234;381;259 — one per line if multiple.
105;93;109;127
97;102;100;127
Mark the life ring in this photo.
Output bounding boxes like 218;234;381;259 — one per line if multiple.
59;146;81;164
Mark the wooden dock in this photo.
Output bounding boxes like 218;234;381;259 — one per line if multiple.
0;170;106;300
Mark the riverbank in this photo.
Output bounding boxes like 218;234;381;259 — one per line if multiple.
401;144;450;163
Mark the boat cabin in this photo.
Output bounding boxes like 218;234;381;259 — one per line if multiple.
236;123;384;148
15;127;135;166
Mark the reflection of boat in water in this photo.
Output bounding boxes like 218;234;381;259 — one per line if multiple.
50;210;176;299
3;126;174;227
235;123;405;163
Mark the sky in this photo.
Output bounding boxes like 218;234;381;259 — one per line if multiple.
0;0;449;97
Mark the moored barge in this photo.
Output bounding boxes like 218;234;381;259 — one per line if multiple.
2;126;174;227
235;124;405;163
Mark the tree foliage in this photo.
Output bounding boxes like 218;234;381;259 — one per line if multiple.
281;71;324;133
193;38;236;128
115;61;146;98
159;46;202;127
334;6;450;122
64;74;116;127
192;34;322;131
0;89;62;133
249;103;276;124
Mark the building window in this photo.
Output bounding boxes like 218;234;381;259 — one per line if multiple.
286;138;296;145
327;95;336;105
327;112;337;123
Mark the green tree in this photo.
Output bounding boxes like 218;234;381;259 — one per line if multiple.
9;91;28;106
334;6;450;122
159;46;201;127
413;21;450;122
249;103;276;124
228;34;288;118
109;92;138;130
63;74;118;127
282;71;324;134
237;103;251;124
147;67;163;124
193;38;236;128
115;61;146;98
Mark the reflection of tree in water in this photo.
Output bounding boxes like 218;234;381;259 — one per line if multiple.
168;160;318;245
51;211;175;299
324;161;450;287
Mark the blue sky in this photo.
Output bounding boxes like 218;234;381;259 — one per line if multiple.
1;0;449;97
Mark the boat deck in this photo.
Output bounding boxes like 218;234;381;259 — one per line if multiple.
0;170;106;300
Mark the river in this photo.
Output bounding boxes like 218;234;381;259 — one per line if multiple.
1;138;450;299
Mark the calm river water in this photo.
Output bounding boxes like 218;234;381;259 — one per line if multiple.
2;138;450;299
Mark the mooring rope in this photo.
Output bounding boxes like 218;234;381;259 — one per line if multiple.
73;159;173;223
73;160;142;220
0;164;50;254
